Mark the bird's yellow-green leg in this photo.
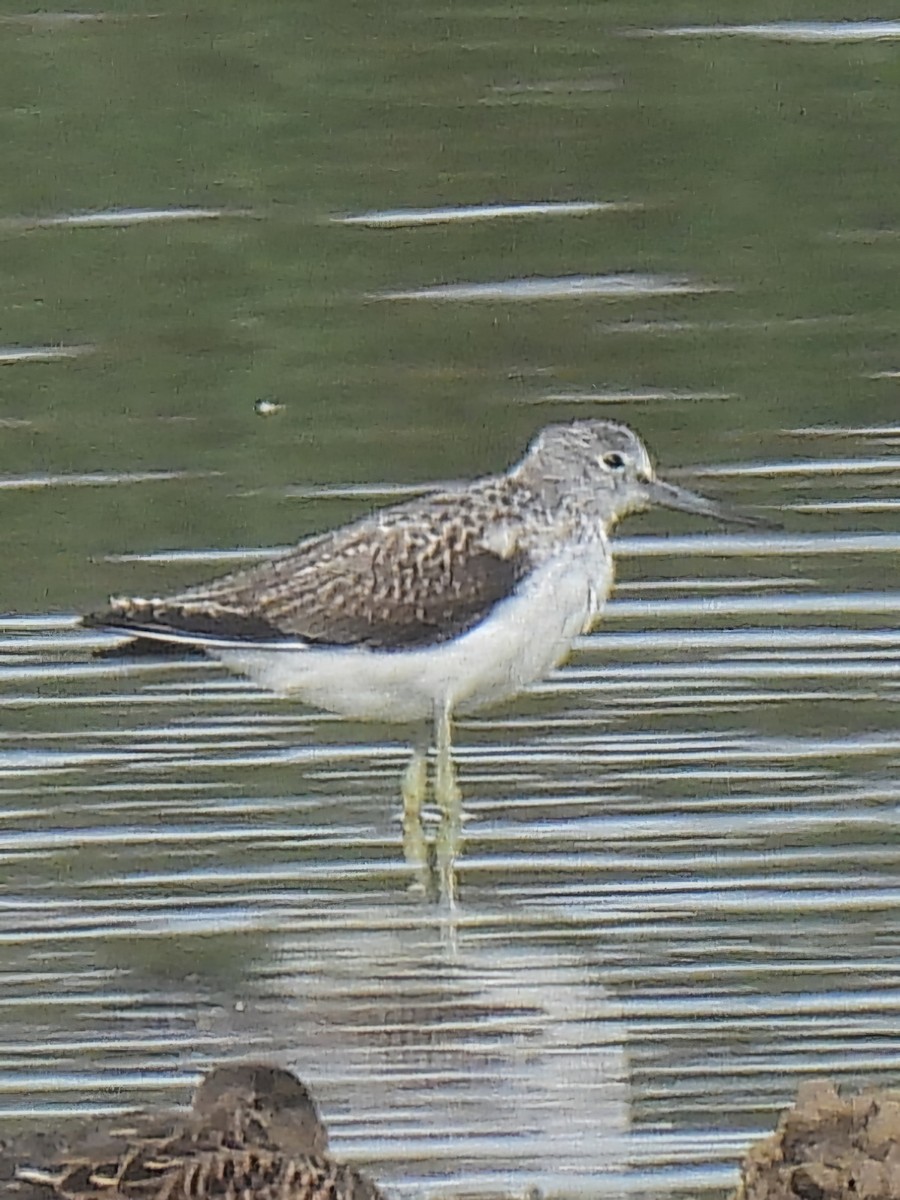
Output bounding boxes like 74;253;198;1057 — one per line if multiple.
401;729;431;892
433;700;463;907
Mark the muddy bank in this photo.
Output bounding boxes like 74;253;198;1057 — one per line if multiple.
736;1080;900;1200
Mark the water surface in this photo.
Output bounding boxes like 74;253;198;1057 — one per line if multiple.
1;2;900;1197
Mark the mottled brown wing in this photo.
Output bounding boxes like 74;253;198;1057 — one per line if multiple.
165;1151;386;1200
85;494;530;652
10;1119;190;1200
15;1149;385;1200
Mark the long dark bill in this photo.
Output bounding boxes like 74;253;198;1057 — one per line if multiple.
646;478;777;529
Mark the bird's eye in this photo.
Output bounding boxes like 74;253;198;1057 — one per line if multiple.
603;452;626;470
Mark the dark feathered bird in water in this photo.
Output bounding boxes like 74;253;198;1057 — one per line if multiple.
11;1064;385;1200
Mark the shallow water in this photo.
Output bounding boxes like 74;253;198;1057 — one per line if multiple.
2;2;900;1197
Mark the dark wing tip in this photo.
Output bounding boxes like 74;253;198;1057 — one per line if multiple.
81;598;289;643
81;608;116;630
82;597;154;631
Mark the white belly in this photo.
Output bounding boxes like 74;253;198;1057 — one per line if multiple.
209;547;614;724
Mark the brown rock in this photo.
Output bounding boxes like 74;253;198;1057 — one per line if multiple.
735;1080;900;1200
